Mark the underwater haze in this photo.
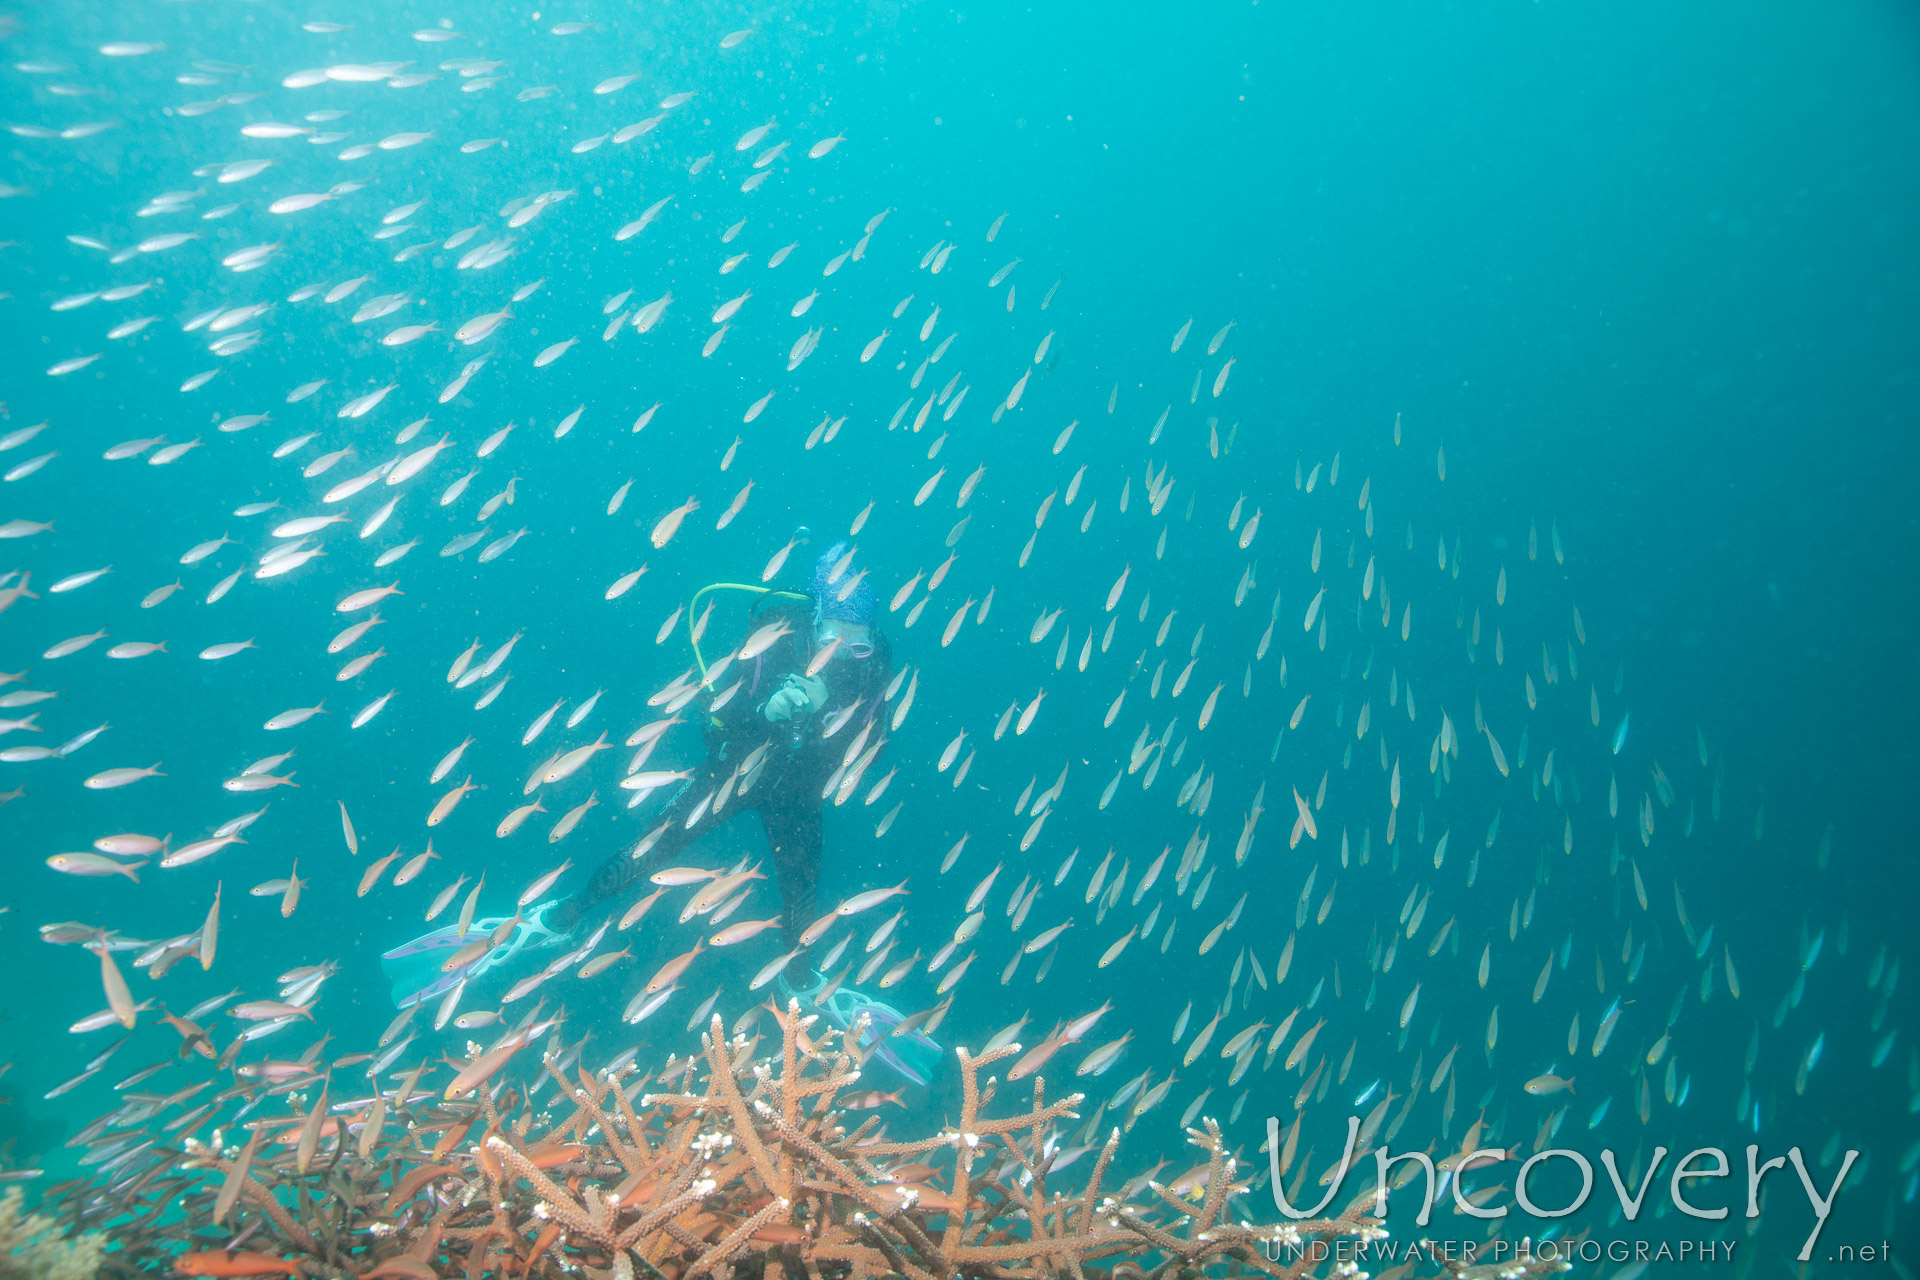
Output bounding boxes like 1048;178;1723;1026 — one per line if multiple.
2;0;1917;1275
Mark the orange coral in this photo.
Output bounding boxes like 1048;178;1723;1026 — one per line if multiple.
37;1006;1566;1280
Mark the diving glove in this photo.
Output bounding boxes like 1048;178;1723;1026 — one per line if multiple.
764;672;827;722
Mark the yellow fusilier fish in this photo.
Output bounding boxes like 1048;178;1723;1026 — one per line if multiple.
549;793;599;844
336;582;401;613
230;1000;313;1021
737;619;794;661
425;875;469;922
835;880;910;916
1182;1008;1224;1066
428;777;477;826
935;951;975;994
542;733;612;785
358;850;400;898
711;917;782;947
649;496;699;548
394;846;439;887
577;948;631;979
1008;1032;1071;1081
496;800;547;839
1077;1032;1133;1076
646;940;705;994
651;865;720;888
618;888;667;931
686;865;767;918
46;852;145;881
750;948;803;991
1218;1020;1269;1061
1283;1018;1326;1071
1023;920;1073;955
454;307;513;344
622;768;694;795
1290;787;1318;844
448;1038;531;1100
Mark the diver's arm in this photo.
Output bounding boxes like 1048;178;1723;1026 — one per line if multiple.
554;756;720;927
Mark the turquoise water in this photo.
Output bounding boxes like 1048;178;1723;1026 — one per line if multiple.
2;0;1916;1270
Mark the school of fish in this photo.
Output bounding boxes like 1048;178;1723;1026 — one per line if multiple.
0;0;1911;1266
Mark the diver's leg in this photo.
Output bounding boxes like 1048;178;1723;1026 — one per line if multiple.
760;796;823;953
556;760;725;927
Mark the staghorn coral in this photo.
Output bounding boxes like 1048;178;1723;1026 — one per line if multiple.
0;1188;102;1280
37;1006;1569;1280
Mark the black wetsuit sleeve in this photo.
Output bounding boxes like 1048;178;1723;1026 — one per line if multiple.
561;755;725;924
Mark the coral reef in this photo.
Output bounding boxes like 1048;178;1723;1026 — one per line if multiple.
1;1188;102;1280
33;1005;1567;1279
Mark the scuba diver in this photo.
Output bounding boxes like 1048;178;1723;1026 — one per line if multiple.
562;538;942;1084
383;538;940;1084
552;538;892;941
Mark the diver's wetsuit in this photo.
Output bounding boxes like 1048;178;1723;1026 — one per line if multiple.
559;596;893;948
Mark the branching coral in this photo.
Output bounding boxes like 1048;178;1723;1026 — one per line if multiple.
34;1007;1570;1280
0;1188;102;1280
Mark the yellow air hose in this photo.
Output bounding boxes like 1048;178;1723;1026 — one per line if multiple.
685;582;809;680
